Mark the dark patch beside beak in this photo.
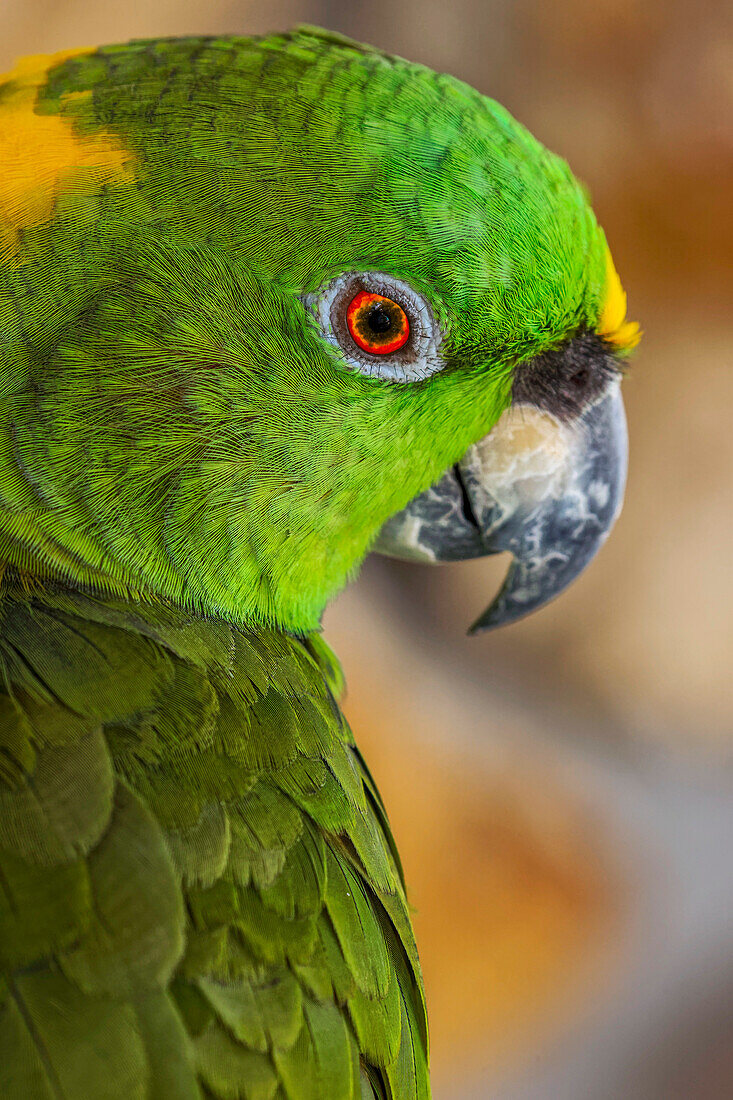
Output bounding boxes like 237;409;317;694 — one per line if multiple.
374;335;628;631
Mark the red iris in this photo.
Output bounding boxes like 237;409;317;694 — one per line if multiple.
346;291;410;355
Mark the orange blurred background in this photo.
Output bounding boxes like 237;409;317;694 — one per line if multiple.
3;3;732;1096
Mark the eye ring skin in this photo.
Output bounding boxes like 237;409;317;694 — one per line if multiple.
302;272;445;383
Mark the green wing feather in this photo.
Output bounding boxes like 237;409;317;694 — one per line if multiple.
0;585;429;1099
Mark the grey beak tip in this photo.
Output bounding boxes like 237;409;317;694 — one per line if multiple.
467;594;531;635
467;598;509;634
467;619;490;636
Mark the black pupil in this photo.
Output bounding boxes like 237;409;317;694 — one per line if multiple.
367;306;393;334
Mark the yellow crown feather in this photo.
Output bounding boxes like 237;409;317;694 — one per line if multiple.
597;249;641;352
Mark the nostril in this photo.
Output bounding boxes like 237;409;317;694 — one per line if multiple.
511;333;617;420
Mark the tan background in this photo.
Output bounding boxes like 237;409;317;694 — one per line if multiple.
2;2;732;1096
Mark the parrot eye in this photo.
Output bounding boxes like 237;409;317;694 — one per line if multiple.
303;272;444;383
346;291;410;355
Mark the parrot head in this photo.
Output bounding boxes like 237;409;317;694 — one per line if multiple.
0;28;639;631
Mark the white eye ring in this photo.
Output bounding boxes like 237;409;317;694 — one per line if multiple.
302;272;445;383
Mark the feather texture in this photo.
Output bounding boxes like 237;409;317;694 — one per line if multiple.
0;583;429;1099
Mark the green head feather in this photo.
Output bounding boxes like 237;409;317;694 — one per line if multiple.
0;28;617;631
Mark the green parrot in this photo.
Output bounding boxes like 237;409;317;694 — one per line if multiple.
0;26;639;1100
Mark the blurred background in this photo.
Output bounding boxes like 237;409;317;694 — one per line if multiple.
2;2;732;1095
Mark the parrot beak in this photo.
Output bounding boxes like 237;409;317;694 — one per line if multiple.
375;351;628;632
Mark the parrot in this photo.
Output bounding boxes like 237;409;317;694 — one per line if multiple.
0;25;639;1100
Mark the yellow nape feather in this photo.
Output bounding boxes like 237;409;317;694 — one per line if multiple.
0;47;135;267
597;249;641;352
